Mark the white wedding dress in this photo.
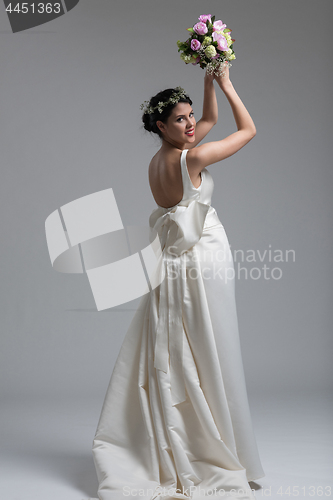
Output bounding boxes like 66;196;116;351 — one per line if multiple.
92;149;265;500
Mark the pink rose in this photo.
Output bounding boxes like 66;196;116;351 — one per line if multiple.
191;39;201;51
198;14;212;23
217;35;228;51
213;20;227;32
193;22;208;35
213;32;229;51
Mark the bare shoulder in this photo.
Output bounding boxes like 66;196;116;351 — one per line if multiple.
149;148;181;172
148;150;160;173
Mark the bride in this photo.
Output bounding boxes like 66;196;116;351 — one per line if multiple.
92;62;265;500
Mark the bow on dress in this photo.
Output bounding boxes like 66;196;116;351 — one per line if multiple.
148;199;210;406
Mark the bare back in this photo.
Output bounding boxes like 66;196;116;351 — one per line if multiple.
149;148;202;209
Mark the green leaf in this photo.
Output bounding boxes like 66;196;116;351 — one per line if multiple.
186;27;194;33
211;15;215;24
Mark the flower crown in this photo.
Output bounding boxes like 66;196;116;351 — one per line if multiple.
140;86;188;115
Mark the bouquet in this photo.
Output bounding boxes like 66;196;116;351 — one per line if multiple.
177;14;235;76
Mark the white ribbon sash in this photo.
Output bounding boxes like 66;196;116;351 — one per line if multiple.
149;200;211;406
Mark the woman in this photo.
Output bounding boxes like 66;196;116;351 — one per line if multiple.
92;63;265;500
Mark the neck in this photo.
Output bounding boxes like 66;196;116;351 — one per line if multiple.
160;136;186;151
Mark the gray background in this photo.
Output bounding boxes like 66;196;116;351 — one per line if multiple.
0;1;332;498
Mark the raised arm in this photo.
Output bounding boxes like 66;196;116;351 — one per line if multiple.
187;62;257;172
185;70;218;149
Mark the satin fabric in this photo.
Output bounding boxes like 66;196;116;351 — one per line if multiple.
92;149;265;499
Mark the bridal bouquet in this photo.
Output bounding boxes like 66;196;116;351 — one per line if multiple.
177;14;235;76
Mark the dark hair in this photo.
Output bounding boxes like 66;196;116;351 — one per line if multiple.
142;88;192;138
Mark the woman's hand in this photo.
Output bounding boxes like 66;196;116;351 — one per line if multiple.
214;61;231;91
204;67;215;85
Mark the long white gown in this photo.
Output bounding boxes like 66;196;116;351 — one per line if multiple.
92;149;265;500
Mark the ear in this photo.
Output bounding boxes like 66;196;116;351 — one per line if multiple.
156;120;166;134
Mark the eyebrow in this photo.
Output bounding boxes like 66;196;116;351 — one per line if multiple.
175;110;194;118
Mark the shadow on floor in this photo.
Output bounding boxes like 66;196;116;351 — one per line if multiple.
7;450;98;498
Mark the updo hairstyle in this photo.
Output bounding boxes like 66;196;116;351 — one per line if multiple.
142;88;192;139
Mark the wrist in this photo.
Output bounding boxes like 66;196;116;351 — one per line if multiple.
218;80;233;92
204;77;215;87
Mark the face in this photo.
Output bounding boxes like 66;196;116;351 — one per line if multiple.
157;102;196;146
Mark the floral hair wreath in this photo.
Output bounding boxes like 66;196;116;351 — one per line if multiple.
140;86;188;115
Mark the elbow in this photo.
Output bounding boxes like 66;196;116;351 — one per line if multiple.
250;127;256;138
241;127;256;139
203;114;218;126
204;118;218;127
